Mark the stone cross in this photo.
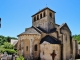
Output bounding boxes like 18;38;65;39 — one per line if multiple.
51;50;56;60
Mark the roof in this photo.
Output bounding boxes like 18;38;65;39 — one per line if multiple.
59;23;66;28
59;23;71;34
55;24;60;27
32;7;56;17
10;39;18;46
17;27;41;36
40;35;61;44
37;27;56;33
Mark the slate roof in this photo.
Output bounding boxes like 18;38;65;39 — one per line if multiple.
40;35;61;44
18;27;41;36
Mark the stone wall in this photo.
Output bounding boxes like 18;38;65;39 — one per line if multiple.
72;39;77;59
40;43;61;60
17;34;41;59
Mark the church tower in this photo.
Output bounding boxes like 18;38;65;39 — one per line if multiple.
32;7;56;33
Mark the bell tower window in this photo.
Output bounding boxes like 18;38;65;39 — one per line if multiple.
40;13;42;19
37;15;39;20
50;12;52;18
34;17;36;22
43;12;46;17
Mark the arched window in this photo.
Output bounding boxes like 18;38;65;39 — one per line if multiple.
65;34;67;41
34;44;37;51
43;51;44;55
26;46;28;51
34;16;36;22
50;12;52;18
37;15;39;20
43;12;46;17
40;13;42;19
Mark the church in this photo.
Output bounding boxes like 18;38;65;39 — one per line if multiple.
17;7;78;60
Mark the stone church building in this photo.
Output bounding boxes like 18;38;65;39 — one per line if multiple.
17;7;78;60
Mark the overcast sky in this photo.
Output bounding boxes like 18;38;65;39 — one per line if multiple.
0;0;80;37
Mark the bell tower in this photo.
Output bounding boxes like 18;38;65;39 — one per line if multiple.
32;7;56;33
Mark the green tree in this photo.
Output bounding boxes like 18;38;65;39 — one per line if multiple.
3;42;14;49
72;34;80;44
0;35;17;46
0;42;17;54
16;55;24;60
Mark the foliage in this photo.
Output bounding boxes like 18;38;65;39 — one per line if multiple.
16;55;24;60
0;42;17;54
0;35;17;45
72;34;80;44
3;42;14;49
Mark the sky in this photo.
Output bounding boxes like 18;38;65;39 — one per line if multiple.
0;0;80;38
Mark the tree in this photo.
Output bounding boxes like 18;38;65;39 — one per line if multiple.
7;37;11;42
72;34;80;44
0;42;17;54
16;55;24;60
0;35;17;46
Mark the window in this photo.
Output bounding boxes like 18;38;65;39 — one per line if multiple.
37;15;39;20
65;34;67;41
19;45;21;50
43;51;44;55
34;17;36;22
50;12;52;18
34;44;37;51
40;13;42;19
43;12;46;17
26;46;28;51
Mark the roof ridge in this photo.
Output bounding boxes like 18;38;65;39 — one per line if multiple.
59;23;66;28
32;26;42;33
